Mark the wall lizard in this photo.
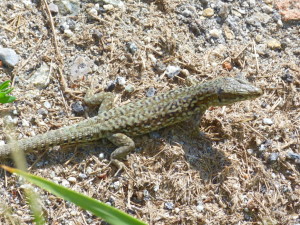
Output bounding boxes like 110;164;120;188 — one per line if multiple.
0;77;262;169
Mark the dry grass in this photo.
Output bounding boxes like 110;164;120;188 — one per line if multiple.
0;0;299;224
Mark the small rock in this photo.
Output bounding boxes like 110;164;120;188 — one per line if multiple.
126;42;138;54
48;3;59;16
196;202;205;212
69;56;93;82
164;202;174;210
64;29;74;38
209;29;222;38
218;3;230;19
249;0;256;7
101;0;125;10
268;153;279;162
68;177;77;183
112;181;120;190
103;4;114;11
37;108;49;116
88;7;98;17
71;101;85;116
106;80;116;92
98;152;105;159
143;190;151;201
153;61;166;73
267;39;281;50
28;62;51;89
261;5;273;14
92;30;103;42
78;173;87;179
61;179;70;188
247;149;254;154
124;84;135;93
281;71;293;83
43;101;52;109
21;119;30;127
55;0;80;16
116;76;126;86
223;26;235;40
0;48;20;67
146;87;156;97
165;65;181;79
262;118;273;125
203;8;214;17
287;152;300;164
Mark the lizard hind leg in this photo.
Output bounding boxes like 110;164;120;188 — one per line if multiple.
107;133;135;174
84;90;115;114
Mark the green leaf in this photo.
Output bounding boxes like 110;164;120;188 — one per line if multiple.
0;95;16;103
0;80;11;90
1;165;147;225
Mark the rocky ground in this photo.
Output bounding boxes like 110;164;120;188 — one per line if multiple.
0;0;299;224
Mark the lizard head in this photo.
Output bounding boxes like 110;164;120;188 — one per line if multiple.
204;77;263;107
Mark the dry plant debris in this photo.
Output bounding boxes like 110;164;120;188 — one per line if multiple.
0;0;299;224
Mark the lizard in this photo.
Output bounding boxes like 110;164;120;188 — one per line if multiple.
0;77;262;169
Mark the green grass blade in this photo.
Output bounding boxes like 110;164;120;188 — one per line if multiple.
1;165;147;225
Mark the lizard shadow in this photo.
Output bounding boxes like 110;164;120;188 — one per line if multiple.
136;123;231;182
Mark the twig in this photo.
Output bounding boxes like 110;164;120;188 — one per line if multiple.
252;39;260;74
42;0;61;58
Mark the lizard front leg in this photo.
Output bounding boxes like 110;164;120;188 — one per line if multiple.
107;133;135;174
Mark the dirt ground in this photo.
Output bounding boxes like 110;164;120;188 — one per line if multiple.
0;0;299;224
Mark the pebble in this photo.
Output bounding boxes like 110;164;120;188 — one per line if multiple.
126;42;138;54
223;26;235;40
43;101;52;109
28;62;51;89
209;29;222;38
261;5;273;14
146;87;156;97
103;4;114;11
98;152;105;159
55;0;80;16
64;29;74;38
116;76;126;86
287;152;300;164
164;202;174;210
165;65;181;79
267;39;281;50
48;3;59;16
106;80;116;92
71;101;85;116
124;84;135;93
88;7;98;17
262;118;273;125
69;56;92;82
67;177;77;183
281;71;293;83
101;0;125;10
268;153;279;162
0;48;20;67
21;119;30;127
61;179;70;188
196;202;205;212
78;173;87;179
37;108;49;116
203;8;214;17
218;3;230;19
153;61;166;73
3;115;18;126
92;30;103;42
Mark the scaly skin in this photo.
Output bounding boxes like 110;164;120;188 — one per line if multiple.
0;77;262;161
